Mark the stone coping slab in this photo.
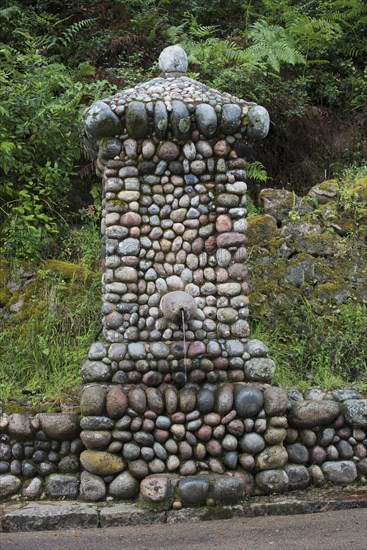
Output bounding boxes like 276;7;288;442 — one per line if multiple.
1;486;366;533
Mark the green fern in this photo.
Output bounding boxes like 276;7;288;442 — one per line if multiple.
246;20;306;72
246;161;269;182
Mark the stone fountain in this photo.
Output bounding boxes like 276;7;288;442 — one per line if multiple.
79;45;278;498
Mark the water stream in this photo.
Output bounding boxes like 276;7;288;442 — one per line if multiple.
181;308;188;384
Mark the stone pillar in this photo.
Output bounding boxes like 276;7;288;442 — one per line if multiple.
79;45;276;493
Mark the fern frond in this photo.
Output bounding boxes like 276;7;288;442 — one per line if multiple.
246;161;268;182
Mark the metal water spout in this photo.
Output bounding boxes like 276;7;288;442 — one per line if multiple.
159;291;197;324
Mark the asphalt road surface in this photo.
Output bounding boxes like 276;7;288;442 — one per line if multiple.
2;508;367;550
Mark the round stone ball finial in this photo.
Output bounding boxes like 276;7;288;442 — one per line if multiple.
159;45;188;74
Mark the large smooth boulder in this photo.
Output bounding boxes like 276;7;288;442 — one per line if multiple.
289;400;340;428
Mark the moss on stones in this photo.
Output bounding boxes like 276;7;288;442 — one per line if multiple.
247;214;278;247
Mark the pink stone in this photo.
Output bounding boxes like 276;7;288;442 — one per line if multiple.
140;475;173;502
158;141;180;161
105;311;123;329
216;268;228;283
214;140;230;157
239;455;255;470
192;238;204;254
130;227;140;237
142;419;155;432
207;439;223;457
179;441;193;460
285;428;299;443
217;232;246;248
193;270;204;284
196;425;212;442
189;370;206;383
209;458;224;474
180;460;197;476
234;471;254;496
205;235;217;252
121;212;142;227
204;413;221;426
121;256;139;266
171;412;185;424
154;429;169;443
216;215;232;233
188;341;206;357
355;443;367;459
309;446;327;464
227;419;244;437
221;410;237;425
106;386;128;419
176;250;186;263
228;370;245;382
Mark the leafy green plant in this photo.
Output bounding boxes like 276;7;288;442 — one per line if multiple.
0;268;101;408
252;299;367;391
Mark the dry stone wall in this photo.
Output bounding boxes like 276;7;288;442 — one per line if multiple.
0;392;366;504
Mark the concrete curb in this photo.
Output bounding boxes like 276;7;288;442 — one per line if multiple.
1;486;366;533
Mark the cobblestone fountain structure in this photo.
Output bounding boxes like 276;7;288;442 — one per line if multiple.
0;46;366;509
79;45;281;495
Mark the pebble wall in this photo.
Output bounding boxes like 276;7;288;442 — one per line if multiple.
1;46;366;507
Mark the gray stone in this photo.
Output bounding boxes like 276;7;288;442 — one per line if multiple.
46;474;79;498
197;389;215;414
212;476;244;504
127;343;146;360
0;474;22;498
317;428;335;446
38;413;79;440
244;358;276;382
221;104;241;134
223;451;239;469
264;387;288;415
289;400;340;428
196;104;217;137
286;443;309;464
256;469;289;494
126;102;149;139
256;445;288;470
215;384;234;416
154;101;168;138
336;440;354;459
22;477;44;499
123;442;141;461
284;464;310;490
160;290;197;322
83;101;122;140
343;399;367;427
118;238;140;256
171;100;191;140
88;342;106;360
322;460;357;483
8;414;33;440
332;389;362;402
150;342;170;359
81;360;111;383
247;105;270;140
245;339;269;357
80;431;111;449
80;416;114;430
179;478;209;506
80;471;106;502
81;385;106;416
240;433;266;454
109;471;139;499
235;387;264;418
159;45;188;73
128;387;147;414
